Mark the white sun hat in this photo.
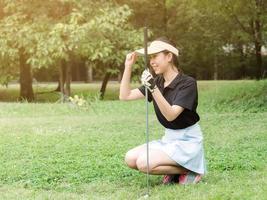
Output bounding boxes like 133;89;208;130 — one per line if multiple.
135;40;179;56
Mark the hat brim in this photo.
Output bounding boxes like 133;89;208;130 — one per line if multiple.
135;47;165;55
135;40;179;56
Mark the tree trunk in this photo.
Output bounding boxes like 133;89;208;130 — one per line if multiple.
254;41;262;79
254;20;262;79
59;60;66;102
55;81;60;92
19;48;34;102
100;72;111;100
58;58;72;102
214;55;218;80
238;42;246;78
86;61;93;83
253;0;263;79
65;61;71;97
55;59;66;92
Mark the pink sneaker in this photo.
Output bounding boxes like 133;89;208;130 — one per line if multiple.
179;171;202;185
162;174;179;185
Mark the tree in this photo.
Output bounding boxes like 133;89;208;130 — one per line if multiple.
78;3;143;99
188;0;267;79
117;0;267;79
221;0;267;79
0;0;74;101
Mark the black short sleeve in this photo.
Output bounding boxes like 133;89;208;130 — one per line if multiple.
138;85;153;102
140;74;200;129
172;78;197;111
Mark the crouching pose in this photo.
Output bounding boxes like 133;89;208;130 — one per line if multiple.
119;37;206;185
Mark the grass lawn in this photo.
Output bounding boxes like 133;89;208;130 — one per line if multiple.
0;80;266;199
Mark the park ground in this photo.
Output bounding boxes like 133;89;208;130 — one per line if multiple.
0;80;266;199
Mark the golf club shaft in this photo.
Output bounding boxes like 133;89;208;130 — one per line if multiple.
144;27;150;196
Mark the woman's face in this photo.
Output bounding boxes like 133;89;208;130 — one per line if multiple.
149;52;171;75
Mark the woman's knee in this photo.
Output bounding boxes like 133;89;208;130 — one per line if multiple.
124;150;138;169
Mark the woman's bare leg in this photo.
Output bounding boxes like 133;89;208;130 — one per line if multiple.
149;165;187;175
136;149;188;175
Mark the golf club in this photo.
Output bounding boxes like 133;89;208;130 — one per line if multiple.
144;27;150;198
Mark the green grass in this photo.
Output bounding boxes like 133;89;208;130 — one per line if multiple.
0;82;122;102
0;80;266;199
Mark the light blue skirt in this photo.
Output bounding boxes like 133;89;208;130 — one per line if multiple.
149;123;207;174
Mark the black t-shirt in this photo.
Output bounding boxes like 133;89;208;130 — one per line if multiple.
138;73;200;129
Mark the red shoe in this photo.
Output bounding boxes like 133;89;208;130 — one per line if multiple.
162;174;179;185
179;171;202;185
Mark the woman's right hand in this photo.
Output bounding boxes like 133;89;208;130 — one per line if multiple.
125;52;138;68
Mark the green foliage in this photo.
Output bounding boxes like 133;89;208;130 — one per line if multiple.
0;1;144;85
119;0;267;79
0;0;266;88
80;4;144;76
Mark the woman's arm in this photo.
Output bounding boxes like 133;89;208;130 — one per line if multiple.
119;52;144;101
152;87;184;121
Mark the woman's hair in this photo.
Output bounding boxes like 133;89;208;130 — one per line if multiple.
154;37;182;73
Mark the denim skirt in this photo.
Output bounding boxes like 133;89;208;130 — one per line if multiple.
149;123;206;174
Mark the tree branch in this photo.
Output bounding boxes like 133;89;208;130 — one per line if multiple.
232;14;253;35
223;3;252;35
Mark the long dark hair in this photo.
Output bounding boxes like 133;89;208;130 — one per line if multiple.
154;37;182;74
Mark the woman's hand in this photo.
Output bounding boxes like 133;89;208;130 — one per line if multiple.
125;52;138;68
141;69;156;92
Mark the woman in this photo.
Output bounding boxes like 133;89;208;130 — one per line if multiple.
119;37;206;185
